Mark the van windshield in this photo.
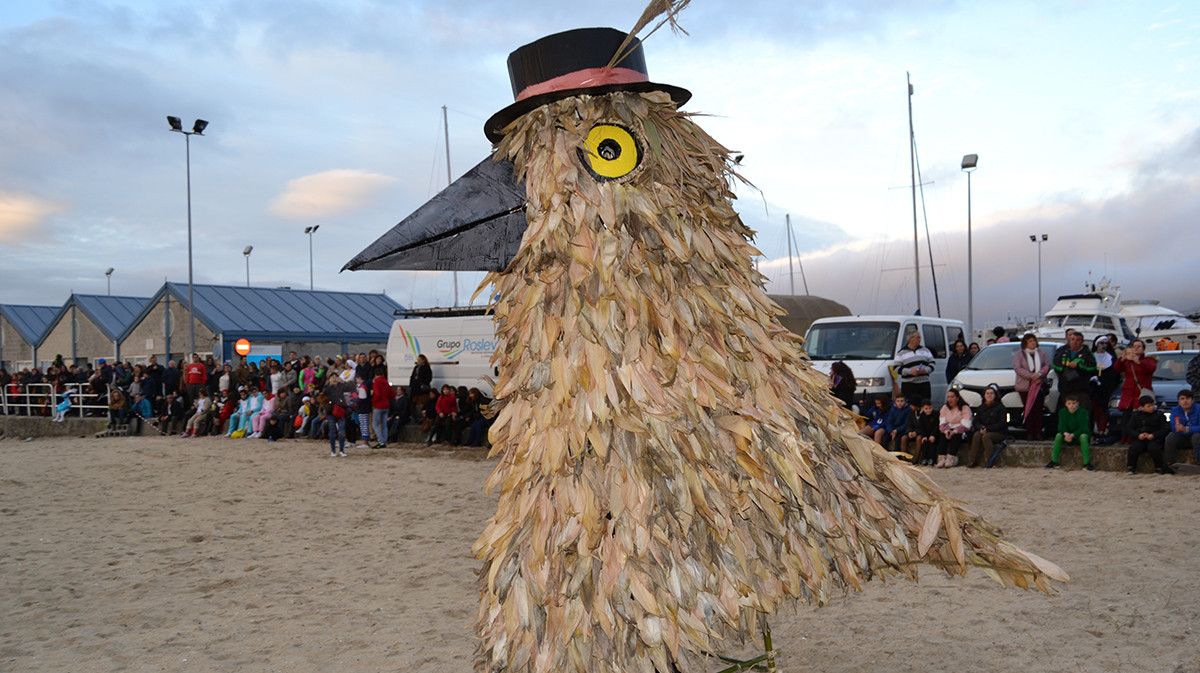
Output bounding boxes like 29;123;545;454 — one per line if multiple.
805;321;899;360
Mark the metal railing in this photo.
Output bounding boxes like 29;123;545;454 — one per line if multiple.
0;382;108;418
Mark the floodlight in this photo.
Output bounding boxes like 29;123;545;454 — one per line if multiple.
105;267;114;276
192;119;208;134
961;153;978;171
167;116;182;131
243;245;253;256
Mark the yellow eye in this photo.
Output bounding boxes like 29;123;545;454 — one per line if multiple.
578;124;641;181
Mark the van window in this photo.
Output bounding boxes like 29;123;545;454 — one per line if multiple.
922;324;947;358
946;325;965;346
805;321;900;360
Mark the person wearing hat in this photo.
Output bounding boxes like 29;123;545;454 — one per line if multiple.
1126;394;1171;474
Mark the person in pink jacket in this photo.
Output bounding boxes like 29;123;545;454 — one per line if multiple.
1013;333;1051;440
249;393;276;438
938;388;973;468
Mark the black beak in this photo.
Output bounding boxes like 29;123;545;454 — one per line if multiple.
343;156;527;272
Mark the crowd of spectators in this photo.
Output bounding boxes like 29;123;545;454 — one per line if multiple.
0;349;493;455
836;326;1200;474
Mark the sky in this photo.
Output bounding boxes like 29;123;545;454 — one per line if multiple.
1;0;1197;331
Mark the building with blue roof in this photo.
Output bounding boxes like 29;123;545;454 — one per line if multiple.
119;282;404;363
0;304;60;369
36;294;151;366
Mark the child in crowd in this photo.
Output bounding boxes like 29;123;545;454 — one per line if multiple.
1047;394;1094;470
907;399;940;466
248;392;275;439
937;389;973;468
860;395;888;443
1126;395;1171;474
226;388;251;438
326;394;347;457
354;374;372;448
881;395;911;452
51;389;72;422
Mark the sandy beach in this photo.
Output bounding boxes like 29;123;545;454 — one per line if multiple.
2;434;1198;673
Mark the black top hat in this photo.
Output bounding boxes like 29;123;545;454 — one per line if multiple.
483;27;691;142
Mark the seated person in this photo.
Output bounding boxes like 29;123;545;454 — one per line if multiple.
968;385;1008;468
881;394;911;452
860;395;888;443
388;386;412;443
1164;389;1200;467
1126;395;1171;474
907;399;939;466
1047;394;1094;470
129;393;153;435
937;389;973;468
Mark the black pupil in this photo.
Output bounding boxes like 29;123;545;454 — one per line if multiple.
597;138;621;161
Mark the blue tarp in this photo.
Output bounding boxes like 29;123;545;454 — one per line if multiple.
0;304;59;345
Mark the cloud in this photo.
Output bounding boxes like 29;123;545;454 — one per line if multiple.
269;169;396;220
0;192;64;243
757;126;1200;321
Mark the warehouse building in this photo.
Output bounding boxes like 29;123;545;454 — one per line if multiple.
36;294;151;366
0;304;59;370
119;283;404;363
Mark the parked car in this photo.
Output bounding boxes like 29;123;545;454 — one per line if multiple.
804;315;966;410
950;341;1063;435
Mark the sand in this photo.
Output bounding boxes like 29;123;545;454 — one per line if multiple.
1;435;1198;673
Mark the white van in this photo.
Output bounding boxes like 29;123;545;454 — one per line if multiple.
803;315;966;406
387;315;499;395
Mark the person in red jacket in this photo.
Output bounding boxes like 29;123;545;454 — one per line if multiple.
370;369;395;448
1116;339;1157;441
183;353;208;406
428;384;459;445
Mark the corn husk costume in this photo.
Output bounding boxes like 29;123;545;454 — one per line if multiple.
346;7;1066;673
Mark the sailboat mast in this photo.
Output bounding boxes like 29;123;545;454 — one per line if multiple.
443;104;458;307
907;72;921;314
787;213;809;294
786;213;795;295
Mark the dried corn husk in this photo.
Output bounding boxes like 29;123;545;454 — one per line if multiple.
473;92;1067;673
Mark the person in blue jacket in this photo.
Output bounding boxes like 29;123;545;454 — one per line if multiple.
859;395;889;446
881;394;912;452
129;393;153;435
1164;389;1200;466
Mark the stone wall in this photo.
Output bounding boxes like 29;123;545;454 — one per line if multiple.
0;416;108;439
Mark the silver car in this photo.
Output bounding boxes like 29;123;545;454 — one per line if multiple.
950;341;1063;433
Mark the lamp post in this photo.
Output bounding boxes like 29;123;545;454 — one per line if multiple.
961;153;978;342
1029;233;1049;316
243;245;253;287
304;225;320;291
167;115;208;356
104;267;114;295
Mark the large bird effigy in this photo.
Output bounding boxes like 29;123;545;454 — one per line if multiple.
345;4;1067;672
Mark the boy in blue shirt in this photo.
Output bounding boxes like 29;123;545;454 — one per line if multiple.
1164;389;1200;466
882;395;912;452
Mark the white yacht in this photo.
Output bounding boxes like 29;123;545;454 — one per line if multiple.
1120;300;1200;347
1031;279;1137;344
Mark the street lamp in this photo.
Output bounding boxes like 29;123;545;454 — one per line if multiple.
961;153;978;342
104;267;114;295
1029;233;1049;316
167;115;208;355
243;245;253;287
304;225;320;291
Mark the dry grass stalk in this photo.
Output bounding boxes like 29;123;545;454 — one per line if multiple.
473;91;1067;673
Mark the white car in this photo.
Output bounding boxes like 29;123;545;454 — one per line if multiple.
950;341;1062;433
